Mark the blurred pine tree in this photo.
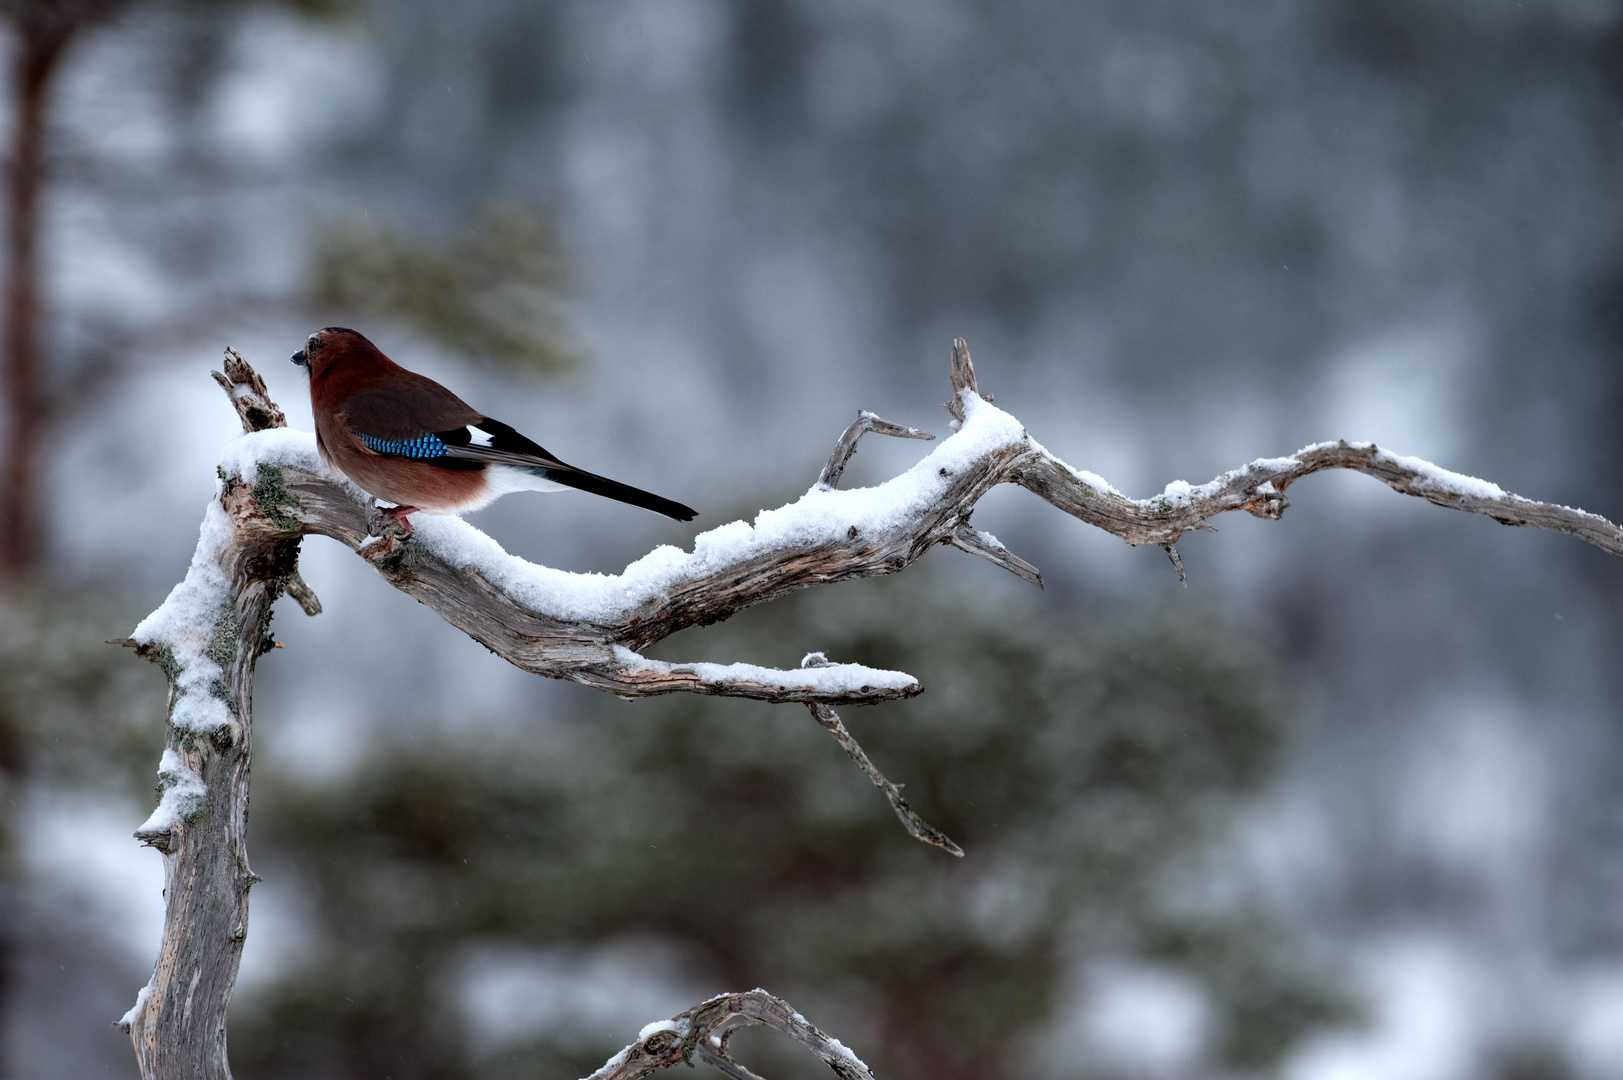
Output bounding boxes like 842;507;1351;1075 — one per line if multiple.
307;203;580;376
231;581;1351;1080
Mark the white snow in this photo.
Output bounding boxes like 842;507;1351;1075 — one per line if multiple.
1376;449;1506;501
117;980;152;1031
398;390;1027;624
1154;478;1213;507
823;1035;873;1074
131;430;349;737
215;427;327;485
637;1018;686;1042
613;646;916;695
136;749;207;835
1132;442;1506;513
584;1046;630;1079
1297;439;1374;454
131;495;237;734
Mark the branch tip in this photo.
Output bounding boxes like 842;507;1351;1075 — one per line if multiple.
946;338;993;421
946;523;1043;589
284;570;323;616
807;700;964;857
818;410;936;489
1164;543;1187;586
214;348;286;433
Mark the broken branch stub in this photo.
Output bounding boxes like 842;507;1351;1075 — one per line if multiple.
818;408;935;490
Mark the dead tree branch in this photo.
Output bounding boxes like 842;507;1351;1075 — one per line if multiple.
801;652;964;857
173;339;1623;714
120;337;1623;1078
585;989;876;1080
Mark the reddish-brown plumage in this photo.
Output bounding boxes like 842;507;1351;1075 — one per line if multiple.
291;327;699;529
301;328;490;514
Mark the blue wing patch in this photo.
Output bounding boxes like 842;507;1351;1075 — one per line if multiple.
360;432;449;459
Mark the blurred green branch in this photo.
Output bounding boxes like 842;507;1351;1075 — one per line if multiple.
308;203;581;375
231;587;1353;1080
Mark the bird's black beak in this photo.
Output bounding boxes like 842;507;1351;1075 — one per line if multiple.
290;349;307;367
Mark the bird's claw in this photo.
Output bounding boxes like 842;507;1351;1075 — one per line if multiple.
377;504;418;536
368;504;417;545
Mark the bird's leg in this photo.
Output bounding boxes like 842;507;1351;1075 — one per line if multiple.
378;503;419;535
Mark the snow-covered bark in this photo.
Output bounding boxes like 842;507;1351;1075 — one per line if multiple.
114;358;307;1079
119;341;1623;1079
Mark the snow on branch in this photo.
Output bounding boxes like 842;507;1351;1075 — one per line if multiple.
180;338;1622;708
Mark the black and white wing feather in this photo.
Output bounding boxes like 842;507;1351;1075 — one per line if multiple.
435;419;698;521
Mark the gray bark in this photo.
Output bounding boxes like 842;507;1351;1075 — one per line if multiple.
116;351;304;1078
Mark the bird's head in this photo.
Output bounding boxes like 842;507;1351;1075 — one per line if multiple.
290;327;376;379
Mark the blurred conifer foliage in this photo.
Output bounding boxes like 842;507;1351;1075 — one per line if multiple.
0;598;158;796
231;582;1350;1080
308;203;580;375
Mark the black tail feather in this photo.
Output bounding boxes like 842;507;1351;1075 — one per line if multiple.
531;466;697;521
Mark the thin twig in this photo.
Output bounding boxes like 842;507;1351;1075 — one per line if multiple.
819;409;935;489
945;521;1043;588
801;652;964;856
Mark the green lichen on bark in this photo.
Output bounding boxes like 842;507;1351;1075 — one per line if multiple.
152;644;180;682
206;602;239;702
252;464;303;530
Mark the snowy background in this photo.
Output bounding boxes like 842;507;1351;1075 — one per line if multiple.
6;1;1623;1078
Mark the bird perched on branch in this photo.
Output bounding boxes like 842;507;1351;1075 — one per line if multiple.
291;327;697;533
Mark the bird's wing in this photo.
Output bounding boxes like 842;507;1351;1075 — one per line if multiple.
443;419;698;521
435;418;572;470
338;394;698;521
335;374;483;441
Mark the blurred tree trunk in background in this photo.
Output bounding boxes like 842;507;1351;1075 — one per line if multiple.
0;0;124;583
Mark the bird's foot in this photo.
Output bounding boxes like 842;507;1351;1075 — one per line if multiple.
377;504;419;536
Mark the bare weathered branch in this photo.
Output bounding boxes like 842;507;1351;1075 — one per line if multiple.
190;339;1623;714
1165;543;1187;585
819;409;935;489
802;652;964;856
1011;439;1623;554
211;346;286;432
586;989;876;1080
945;522;1043;588
943;335;991;421
118;351;308;1079
284;570;322;616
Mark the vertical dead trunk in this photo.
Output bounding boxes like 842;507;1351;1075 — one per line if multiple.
124;525;296;1080
119;356;304;1079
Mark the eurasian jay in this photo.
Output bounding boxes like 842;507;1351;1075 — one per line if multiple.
291;327;697;532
